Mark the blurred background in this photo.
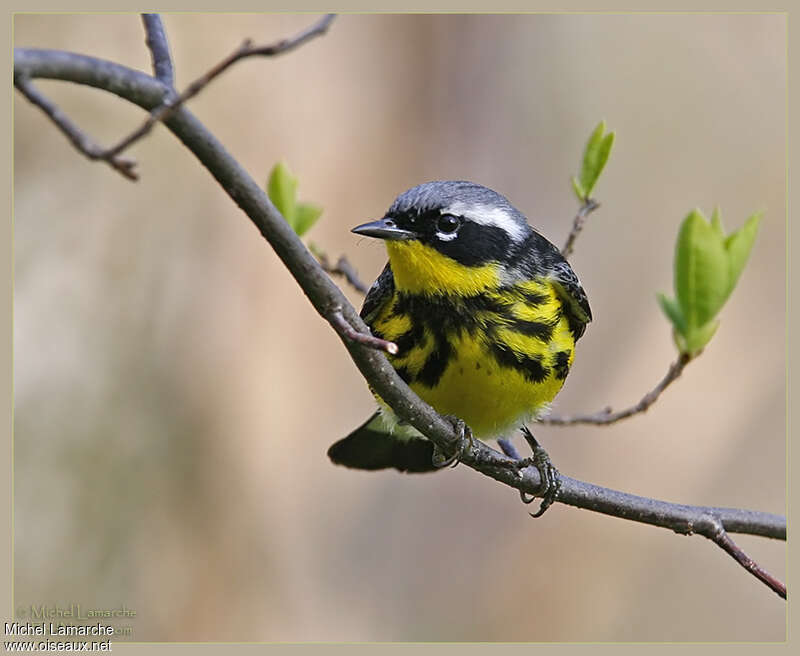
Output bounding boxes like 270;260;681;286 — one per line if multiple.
14;13;785;642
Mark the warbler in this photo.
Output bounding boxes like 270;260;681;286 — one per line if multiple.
328;181;591;473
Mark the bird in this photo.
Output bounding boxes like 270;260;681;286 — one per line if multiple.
327;180;591;474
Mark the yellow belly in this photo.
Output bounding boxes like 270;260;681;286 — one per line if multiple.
371;287;576;439
407;331;569;437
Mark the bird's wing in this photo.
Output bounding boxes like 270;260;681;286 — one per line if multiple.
360;262;395;325
549;260;592;340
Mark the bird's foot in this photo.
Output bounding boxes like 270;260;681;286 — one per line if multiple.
515;426;561;518
431;415;474;469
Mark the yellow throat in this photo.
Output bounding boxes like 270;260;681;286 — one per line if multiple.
386;240;501;296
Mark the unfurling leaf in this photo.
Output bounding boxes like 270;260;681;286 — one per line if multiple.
294;203;323;237
574;120;615;201
266;161;323;236
571;176;586;202
659;208;761;357
724;212;762;298
268;161;297;227
657;292;686;335
675;209;729;330
710;206;724;239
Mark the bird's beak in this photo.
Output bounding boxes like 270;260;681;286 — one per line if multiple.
352;217;416;241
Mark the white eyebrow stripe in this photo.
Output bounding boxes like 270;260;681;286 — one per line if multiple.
441;202;527;242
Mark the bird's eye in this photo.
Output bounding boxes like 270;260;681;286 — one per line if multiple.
436;214;462;235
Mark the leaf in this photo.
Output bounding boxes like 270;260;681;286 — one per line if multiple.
674;209;729;330
663;206;761;357
267;161;297;228
266;161;325;237
571;176;586;202
596;132;615;183
684;319;720;357
578;122;604;195
293;203;323;237
723;211;762;298
710;206;724;239
657;292;687;336
672;328;689;355
579;121;615;199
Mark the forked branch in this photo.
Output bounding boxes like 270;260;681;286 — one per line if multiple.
103;14;336;164
312;248;371;294
14;76;139;179
14;14;335;181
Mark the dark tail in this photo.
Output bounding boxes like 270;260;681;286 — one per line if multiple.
327;413;438;473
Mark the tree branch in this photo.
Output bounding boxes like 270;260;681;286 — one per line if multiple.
142;14;175;87
703;515;786;599
101;13;336;162
13;74;139;180
311;246;370;294
543;353;691;425
555;477;786;598
561;197;600;259
329;307;398;355
14;44;786;599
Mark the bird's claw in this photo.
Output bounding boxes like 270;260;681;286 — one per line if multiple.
518;425;562;518
431;416;474;469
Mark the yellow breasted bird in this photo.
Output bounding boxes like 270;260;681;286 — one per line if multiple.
328;181;591;473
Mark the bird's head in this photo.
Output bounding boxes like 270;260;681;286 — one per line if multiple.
353;181;533;295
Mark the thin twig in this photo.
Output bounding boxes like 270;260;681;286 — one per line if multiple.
542;353;691;426
246;13;338;56
329;307;398;355
315;249;370;294
13;75;139;180
142;14;175;87
546;470;785;597
14;46;786;600
562;197;600;259
695;514;786;599
506;427;784;598
101;14;335;160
